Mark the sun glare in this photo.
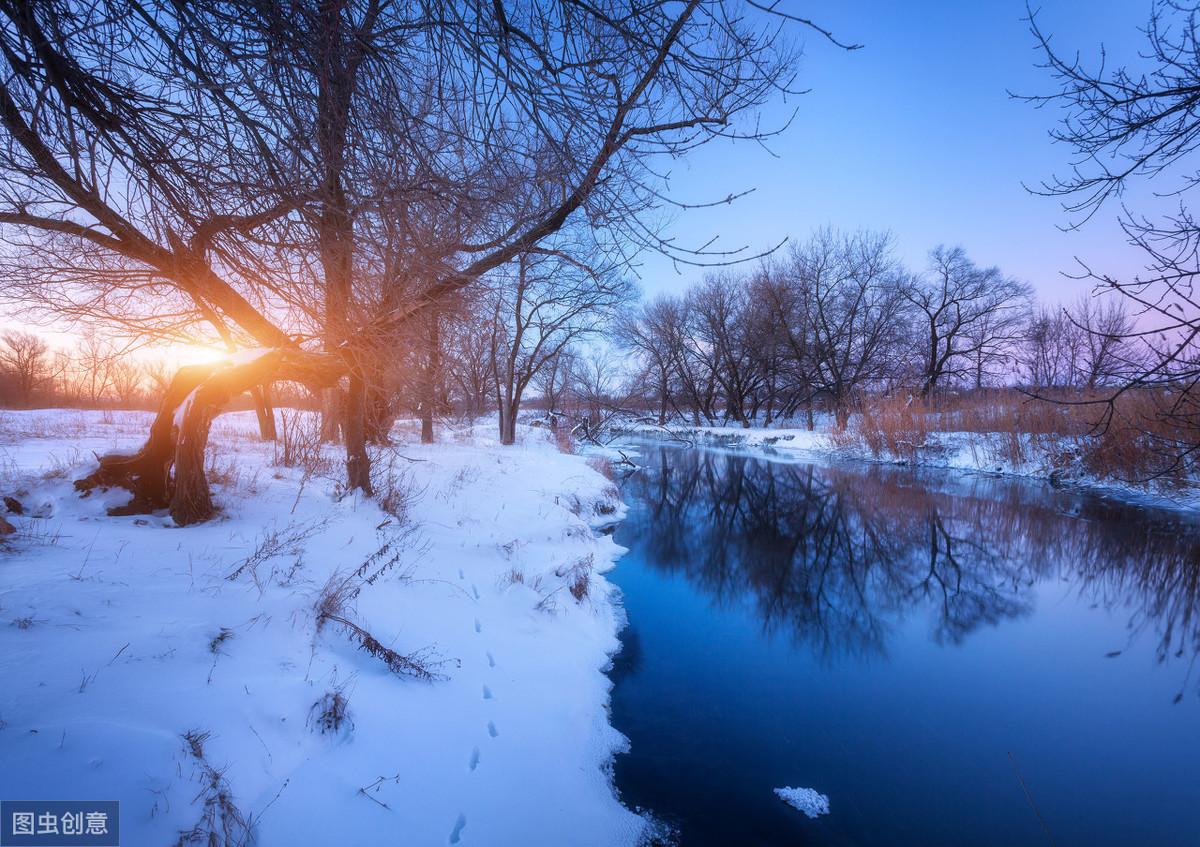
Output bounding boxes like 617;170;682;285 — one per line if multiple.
148;342;229;367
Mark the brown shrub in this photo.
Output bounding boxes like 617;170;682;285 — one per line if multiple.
586;455;615;480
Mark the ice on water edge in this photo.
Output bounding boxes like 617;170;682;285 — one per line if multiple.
774;786;830;819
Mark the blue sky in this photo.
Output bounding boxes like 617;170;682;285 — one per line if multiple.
636;0;1157;304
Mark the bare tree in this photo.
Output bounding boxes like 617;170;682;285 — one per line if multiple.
442;299;494;421
0;0;843;522
110;358;145;408
685;274;767;426
746;263;822;426
791;230;909;427
569;348;624;434
486;250;633;444
0;330;51;405
1025;1;1200;469
1066;294;1137;389
618;297;690;425
534;348;578;425
72;329;123;406
902;246;1031;396
1021;307;1075;389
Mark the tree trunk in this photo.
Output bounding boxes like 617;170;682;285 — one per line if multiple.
250;385;276;440
75;350;343;525
498;397;517;445
420;313;441;444
343;374;372;495
320;387;342;442
364;385;393;444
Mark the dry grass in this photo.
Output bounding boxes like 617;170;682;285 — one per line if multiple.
314;572;444;681
843;389;1200;486
586;455;615;480
175;730;253;847
309;687;352;735
369;448;426;521
553;425;575;454
225;518;331;587
842;395;934;461
206;452;261;496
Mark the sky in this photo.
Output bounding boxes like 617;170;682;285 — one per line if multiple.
0;0;1162;357
635;0;1158;305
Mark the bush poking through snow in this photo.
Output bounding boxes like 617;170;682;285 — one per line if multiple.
349;531;421;587
309;689;353;735
585;456;615;480
533;554;595;612
208;628;234;654
370;449;426;521
225;518;330;586
563;554;593;603
175;730;253;847
325;612;443;681
314;573;445;681
554;426;575;454
272;410;330;475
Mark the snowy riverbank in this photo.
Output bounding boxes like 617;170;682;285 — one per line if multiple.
615;420;1200;513
0;410;644;846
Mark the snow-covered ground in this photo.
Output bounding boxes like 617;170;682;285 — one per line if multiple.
0;410;645;846
614;418;1200;512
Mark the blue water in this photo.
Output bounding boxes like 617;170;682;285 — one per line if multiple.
608;443;1200;847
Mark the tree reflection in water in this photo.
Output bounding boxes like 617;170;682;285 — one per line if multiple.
621;447;1200;695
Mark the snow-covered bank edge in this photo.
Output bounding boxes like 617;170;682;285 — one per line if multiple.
0;409;648;846
613;421;1200;514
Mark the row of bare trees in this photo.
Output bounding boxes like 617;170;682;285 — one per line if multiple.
0;329;159;407
616;230;1138;427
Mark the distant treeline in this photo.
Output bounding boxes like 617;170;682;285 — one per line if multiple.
615;231;1138;427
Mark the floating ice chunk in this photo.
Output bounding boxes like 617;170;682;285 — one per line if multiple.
774;786;830;818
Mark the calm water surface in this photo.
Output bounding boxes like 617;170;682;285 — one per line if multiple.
608;442;1200;847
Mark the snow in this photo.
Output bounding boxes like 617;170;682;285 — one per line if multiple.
0;410;645;846
172;387;198;430
774;786;830;818
225;347;273;367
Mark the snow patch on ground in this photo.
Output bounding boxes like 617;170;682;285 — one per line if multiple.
774;786;830;818
0;409;644;846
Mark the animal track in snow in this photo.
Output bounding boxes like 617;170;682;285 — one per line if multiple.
482;685;493;700
468;746;480;772
473;618;481;633
487;721;498;738
471;584;480;600
449;814;467;844
486;651;495;668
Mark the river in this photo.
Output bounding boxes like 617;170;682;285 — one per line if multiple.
607;442;1200;847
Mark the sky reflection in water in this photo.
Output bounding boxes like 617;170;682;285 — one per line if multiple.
609;444;1200;847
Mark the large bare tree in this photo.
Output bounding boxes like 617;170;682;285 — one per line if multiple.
901;246;1031;397
0;0;841;522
